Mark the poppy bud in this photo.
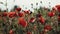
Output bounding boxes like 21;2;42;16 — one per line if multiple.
48;12;55;17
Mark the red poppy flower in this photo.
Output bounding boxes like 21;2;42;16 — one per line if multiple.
55;5;60;12
39;17;45;24
48;12;55;17
18;17;27;27
8;12;16;18
9;30;14;34
24;10;30;14
44;25;52;31
3;12;7;17
18;12;25;17
29;17;35;23
16;7;21;11
27;31;32;34
58;16;60;21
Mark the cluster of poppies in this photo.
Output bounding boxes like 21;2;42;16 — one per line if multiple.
0;5;60;34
